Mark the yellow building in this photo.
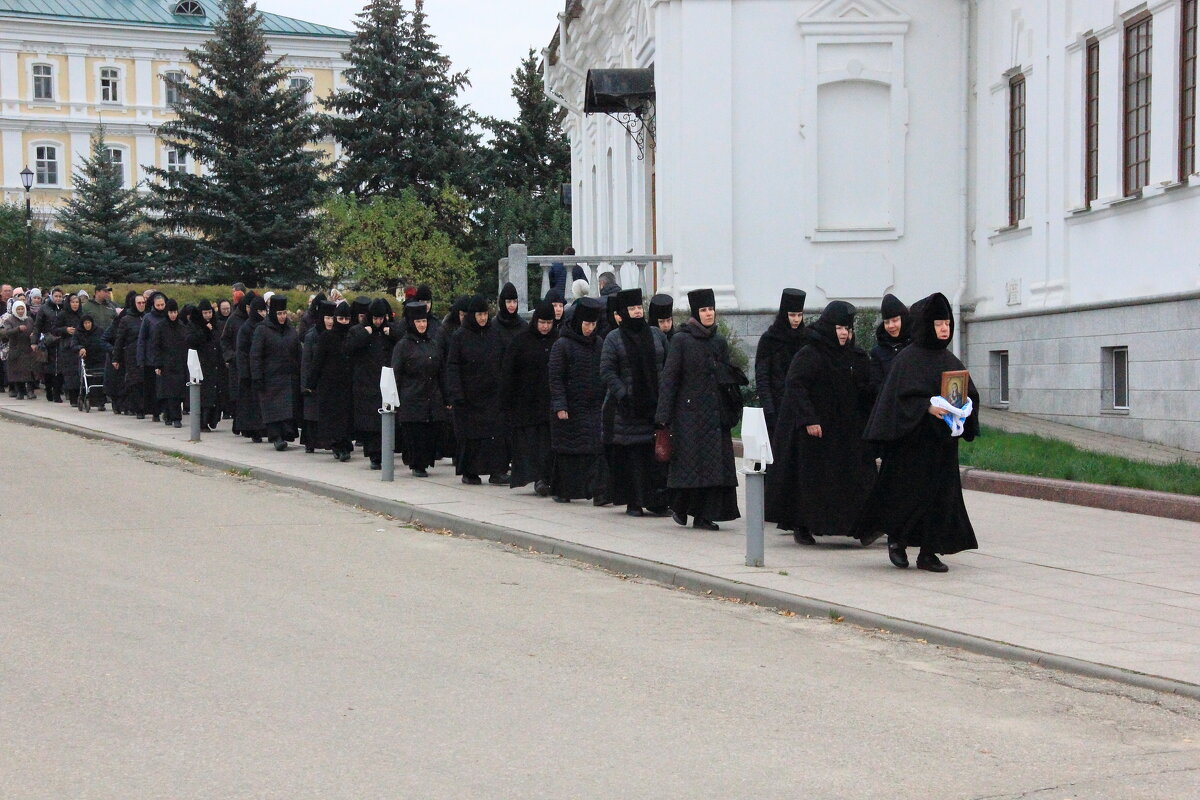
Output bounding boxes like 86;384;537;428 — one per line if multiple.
0;0;351;220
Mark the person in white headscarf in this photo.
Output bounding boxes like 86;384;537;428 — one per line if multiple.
0;300;38;398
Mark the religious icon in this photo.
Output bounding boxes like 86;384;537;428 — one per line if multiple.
941;370;969;409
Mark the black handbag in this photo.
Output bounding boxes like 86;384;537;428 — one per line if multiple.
715;361;748;431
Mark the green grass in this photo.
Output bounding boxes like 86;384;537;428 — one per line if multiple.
961;426;1200;496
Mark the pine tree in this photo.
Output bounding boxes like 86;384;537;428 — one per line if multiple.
326;0;478;203
474;49;572;287
146;0;326;287
54;127;156;284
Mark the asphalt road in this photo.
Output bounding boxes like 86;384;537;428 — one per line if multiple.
1;418;1198;799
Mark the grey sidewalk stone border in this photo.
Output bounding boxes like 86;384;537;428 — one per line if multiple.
5;406;1198;702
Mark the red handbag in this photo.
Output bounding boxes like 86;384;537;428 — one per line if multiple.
654;427;672;463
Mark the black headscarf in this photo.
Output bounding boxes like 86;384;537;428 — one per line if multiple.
464;295;490;332
122;290;139;316
875;293;911;350
368;298;392;321
497;282;523;330
531;300;556;338
760;288;807;356
863;292;977;443
403;300;430;341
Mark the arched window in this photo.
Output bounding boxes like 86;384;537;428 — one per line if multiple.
174;1;206;17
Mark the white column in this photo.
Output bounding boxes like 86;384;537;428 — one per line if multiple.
2;130;23;189
69;131;91;178
1095;30;1123;202
67;53;87;109
135;134;156;185
135;57;153;119
0;51;18;113
1148;5;1180;186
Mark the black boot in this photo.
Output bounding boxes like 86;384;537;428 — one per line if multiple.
793;530;817;546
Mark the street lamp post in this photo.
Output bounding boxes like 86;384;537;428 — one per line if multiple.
20;166;34;289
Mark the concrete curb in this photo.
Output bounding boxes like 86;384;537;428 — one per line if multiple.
959;466;1200;523
5;406;1198;702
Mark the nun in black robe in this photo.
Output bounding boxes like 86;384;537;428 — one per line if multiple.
446;296;509;483
769;301;875;545
392;301;446;476
435;295;469;461
308;301;354;461
754;289;807;436
500;300;557;493
495;281;528;349
234;297;267;441
869;293;912;393
344;298;398;468
547;297;605;501
300;301;334;452
854;292;980;572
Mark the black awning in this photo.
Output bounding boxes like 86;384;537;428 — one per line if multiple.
584;68;655;114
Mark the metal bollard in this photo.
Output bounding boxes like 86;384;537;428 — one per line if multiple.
188;381;202;443
380;409;395;482
743;467;765;567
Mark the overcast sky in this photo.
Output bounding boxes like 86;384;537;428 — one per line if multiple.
256;0;566;122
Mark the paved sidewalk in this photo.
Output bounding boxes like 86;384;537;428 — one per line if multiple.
3;396;1199;695
984;407;1200;465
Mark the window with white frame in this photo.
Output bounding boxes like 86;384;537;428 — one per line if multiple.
289;75;313;104
100;67;121;103
166;148;187;174
1102;346;1130;410
35;145;59;185
164;71;185;108
104;147;126;187
989;350;1010;406
32;63;54;101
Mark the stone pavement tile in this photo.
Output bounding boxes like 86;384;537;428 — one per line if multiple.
1122;602;1200;627
1116;640;1200;659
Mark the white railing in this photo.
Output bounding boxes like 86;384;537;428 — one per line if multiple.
498;243;674;310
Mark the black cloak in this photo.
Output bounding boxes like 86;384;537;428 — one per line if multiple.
854;293;980;555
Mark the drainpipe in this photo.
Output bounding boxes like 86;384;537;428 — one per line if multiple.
952;0;974;360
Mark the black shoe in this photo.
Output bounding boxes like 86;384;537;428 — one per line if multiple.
793;530;817;546
304;445;315;454
338;451;352;462
16;391;25;400
461;475;481;485
553;496;570;503
625;506;644;517
534;480;551;497
693;518;720;531
252;436;263;444
164;418;172;427
152;414;160;422
916;553;949;573
172;420;182;428
274;441;289;452
136;413;145;420
888;539;909;569
97;405;105;412
370;459;381;470
671;511;687;527
412;468;428;478
488;473;510;486
592;495;610;507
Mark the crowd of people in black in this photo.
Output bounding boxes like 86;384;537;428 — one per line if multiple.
0;278;979;572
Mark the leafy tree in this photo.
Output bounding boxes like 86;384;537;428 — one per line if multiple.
0;202;60;288
54;128;157;284
326;0;478;204
316;192;476;301
146;0;326;287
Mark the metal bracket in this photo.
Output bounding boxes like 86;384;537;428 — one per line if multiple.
604;102;656;160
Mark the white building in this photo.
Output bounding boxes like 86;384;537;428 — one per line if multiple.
545;0;1200;452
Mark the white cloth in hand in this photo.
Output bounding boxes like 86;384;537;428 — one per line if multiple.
930;395;974;437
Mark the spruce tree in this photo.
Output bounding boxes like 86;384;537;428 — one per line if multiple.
146;0;326;287
54;127;156;284
326;0;477;203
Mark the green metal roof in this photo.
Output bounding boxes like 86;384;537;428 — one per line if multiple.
0;0;353;39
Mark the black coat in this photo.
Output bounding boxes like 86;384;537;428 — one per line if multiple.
138;307;167;368
855;293;980;555
235;314;263;382
250;318;301;425
308;325;353;446
754;318;807;433
185;318;222;409
766;329;875;536
494;314;527;351
600;323;668;446
391;331;447;424
445;320;504;440
112;311;143;390
151;318;188;399
869;324;911;394
69;325;109;373
33;300;64;375
344;322;397;432
499;325;556;429
300;326;320;422
56;307;84;389
548;325;604;454
654;320;738;490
